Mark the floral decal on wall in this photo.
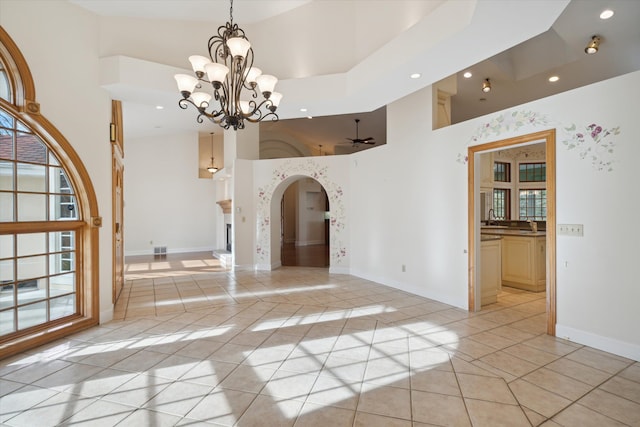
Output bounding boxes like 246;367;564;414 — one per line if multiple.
457;110;552;164
561;123;619;172
456;109;620;172
256;159;347;266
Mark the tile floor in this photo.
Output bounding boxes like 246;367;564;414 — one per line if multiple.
1;252;638;426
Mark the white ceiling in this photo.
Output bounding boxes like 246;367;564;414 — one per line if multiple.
70;0;640;156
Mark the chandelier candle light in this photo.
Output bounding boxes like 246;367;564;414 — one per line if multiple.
174;0;282;130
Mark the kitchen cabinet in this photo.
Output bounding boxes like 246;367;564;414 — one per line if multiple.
481;237;502;305
501;234;546;292
480;152;494;190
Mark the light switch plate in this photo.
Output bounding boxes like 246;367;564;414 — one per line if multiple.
558;224;584;236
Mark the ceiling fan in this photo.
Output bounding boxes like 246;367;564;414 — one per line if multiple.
344;119;375;146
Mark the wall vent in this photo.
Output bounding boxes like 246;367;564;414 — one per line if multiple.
153;246;167;257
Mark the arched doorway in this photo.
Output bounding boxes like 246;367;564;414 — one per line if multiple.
280;178;329;267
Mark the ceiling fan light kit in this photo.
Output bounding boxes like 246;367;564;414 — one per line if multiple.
345;119;375;146
175;0;282;130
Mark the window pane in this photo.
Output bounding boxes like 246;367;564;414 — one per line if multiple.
16;163;46;192
0;68;10;103
50;273;74;297
50;252;75;275
17;278;46;305
17;232;47;257
519;189;547;220
17;193;46;221
50;194;78;220
0;277;15;309
0;259;14;286
0;108;13;132
0;160;13;190
17;254;47;281
18;301;47;330
0;192;14;221
16;133;47;164
50;294;75;320
0;234;13;258
0;309;15;335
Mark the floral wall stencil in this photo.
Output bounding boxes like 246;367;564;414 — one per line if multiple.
561;123;619;172
456;109;620;172
457;110;552;164
255;159;347;267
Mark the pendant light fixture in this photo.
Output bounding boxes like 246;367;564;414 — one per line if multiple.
207;132;218;173
175;0;282;130
584;35;601;55
482;79;492;93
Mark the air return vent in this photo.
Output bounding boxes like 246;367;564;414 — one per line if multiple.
153;246;167;258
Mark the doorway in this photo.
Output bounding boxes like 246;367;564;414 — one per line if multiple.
280;178;329;268
468;130;557;335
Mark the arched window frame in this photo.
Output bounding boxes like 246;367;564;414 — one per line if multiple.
0;26;100;359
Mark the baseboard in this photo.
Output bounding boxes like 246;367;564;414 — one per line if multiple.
329;266;350;275
100;308;114;324
125;246;214;257
556;324;640;361
295;240;325;247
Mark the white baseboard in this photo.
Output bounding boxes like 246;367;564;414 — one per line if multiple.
100;308;114;324
125;246;214;257
556;324;640;361
295;240;325;247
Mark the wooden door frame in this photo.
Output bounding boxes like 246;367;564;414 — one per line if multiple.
467;129;557;335
111;100;124;303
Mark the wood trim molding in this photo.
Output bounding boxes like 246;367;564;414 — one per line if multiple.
217;199;232;214
467;129;556;336
0;27;101;359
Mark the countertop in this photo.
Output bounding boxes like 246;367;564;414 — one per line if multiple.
481;227;546;237
481;235;503;242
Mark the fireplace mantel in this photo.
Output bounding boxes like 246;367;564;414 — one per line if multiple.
217;199;232;214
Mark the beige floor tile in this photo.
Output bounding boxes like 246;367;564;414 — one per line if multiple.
552;403;628;427
68;368;138;398
305;375;361;410
522;407;548;426
479;350;539;377
320;355;368;382
468;331;519;350
411;390;471;426
578;388;640;426
218;364;276;393
599;375;640;404
179;359;237;387
2;391;94;426
522;368;593;401
411;368;461;396
100;373;172;408
357;383;412;420
110;349;169;373
353;411;411;427
261;370;318;401
236;394;303;427
56;399;135;426
566;347;634;375
520;334;582;356
457;373;517;404
142;381;213;417
509;379;572;418
184;388;257;425
465;398;530;427
363;357;411;389
503;343;561;366
544;357;611;387
619;363;640;383
117;408;182;427
294;402;355;427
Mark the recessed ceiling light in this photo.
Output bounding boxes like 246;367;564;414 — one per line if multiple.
300;108;307;112
600;9;614;19
307;116;313;119
155;105;164;110
410;73;421;79
548;76;559;82
463;71;472;78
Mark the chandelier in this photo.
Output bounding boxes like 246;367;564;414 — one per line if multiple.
174;0;282;130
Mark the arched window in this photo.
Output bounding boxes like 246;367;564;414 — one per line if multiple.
0;27;100;358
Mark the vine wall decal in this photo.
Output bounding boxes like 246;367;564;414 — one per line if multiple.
255;159;347;267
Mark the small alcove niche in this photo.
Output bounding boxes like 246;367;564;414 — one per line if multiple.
198;132;223;178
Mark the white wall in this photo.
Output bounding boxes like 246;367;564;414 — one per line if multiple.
0;0;114;322
350;72;640;359
125;132;217;255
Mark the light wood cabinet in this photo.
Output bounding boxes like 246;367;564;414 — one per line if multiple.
501;235;546;292
481;238;502;305
480;152;494;190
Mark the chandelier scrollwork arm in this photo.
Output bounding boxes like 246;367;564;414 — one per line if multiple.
174;0;281;131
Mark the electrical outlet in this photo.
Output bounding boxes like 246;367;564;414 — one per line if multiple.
558;224;584;236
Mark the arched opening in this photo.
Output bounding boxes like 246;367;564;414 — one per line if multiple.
0;27;100;358
280;178;329;267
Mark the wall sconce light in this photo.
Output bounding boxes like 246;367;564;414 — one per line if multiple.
482;79;491;93
584;35;600;54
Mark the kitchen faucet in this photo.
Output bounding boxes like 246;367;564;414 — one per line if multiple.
487;208;496;225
